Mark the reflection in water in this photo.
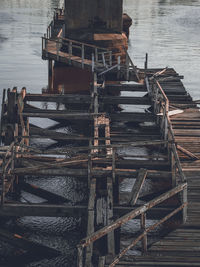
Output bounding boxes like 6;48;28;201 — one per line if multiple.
0;0;63;95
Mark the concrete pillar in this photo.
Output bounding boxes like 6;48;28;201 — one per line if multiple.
64;0;123;40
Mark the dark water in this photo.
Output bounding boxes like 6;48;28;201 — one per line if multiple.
0;0;200;266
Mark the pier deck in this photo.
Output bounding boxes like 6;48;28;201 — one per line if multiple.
113;69;200;267
0;67;199;266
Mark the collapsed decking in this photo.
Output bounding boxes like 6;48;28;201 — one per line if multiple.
0;4;200;267
2;66;199;266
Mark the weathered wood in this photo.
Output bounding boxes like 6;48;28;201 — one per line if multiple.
85;178;96;266
0;203;86;217
129;168;147;205
108;203;187;267
107;177;115;256
7;91;17;123
140;213;147;255
12;167;171;179
79;183;187;248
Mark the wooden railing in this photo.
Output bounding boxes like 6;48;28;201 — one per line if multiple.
146;75;187;220
77;183;187;267
42;36;112;70
146;77;186;181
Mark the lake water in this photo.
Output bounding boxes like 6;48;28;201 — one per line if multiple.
0;0;200;266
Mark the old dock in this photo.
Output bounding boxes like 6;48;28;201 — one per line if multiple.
2;64;200;266
0;5;200;267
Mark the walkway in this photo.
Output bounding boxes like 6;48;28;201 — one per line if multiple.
114;69;200;266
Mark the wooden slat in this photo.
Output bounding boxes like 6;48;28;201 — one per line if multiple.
129;168;147;205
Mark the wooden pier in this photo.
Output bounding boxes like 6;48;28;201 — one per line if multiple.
2;64;199;266
0;6;200;266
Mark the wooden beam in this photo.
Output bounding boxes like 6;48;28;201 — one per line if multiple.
107;177;115;256
12;167;171;179
0;203;86;217
20;182;70;204
22;112;99;120
129;168;147;205
85;178;96;266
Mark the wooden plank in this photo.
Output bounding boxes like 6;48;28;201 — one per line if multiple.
12;167;171;179
129;168;147;205
177;145;199;160
0;203;87;217
22;112;98;120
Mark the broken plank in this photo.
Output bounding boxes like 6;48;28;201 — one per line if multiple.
129;168;147;205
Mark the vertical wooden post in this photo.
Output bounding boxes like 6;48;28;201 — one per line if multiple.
164;115;168;142
85;178;96;266
107;177;115;256
95;48;98;63
7;91;16;123
117;56;121;79
77;246;83;267
112;148;116;183
44;34;47;57
68;41;72;63
145;53;148;70
140;213;147;254
182;186;187;224
0;88;6;142
102;53;106;67
92;53;95;72
126;52;129;81
81;44;84;69
56;40;59;61
48;60;54;91
25;118;29;146
1;174;5;205
117;56;121;71
88;139;92;188
1;156;5;205
98;256;105;267
171;151;176;187
109;51;112;66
